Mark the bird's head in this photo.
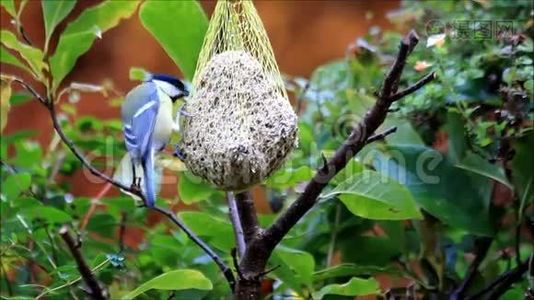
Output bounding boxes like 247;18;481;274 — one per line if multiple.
149;74;189;102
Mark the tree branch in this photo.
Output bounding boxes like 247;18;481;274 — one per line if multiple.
14;79;236;290
59;226;107;300
366;126;397;144
387;72;436;102
150;206;236;290
467;255;531;299
118;212;127;253
450;237;492;299
262;30;428;253
12;78;47;105
234;191;261;244
235;31;435;298
227;192;246;257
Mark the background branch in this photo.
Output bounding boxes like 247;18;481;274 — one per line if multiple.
450;237;493;299
59;226;107;300
118;212;127;253
227;192;246;257
366;126;397;144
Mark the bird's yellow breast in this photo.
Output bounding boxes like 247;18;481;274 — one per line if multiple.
153;90;174;147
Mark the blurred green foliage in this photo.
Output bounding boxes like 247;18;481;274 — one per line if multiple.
0;0;532;299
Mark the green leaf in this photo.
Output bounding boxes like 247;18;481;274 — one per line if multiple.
139;0;208;80
129;67;150;81
86;213;116;238
1;46;32;74
375;145;493;235
446;111;468;163
1;78;12;132
266;166;314;190
9;91;32;105
42;0;77;51
179;211;234;251
270;246;315;292
331;158;363;185
49;0;139;91
322;170;422;220
0;0;16;18
455;151;512;189
12;141;42;169
0;30;46;78
1;172;31;200
178;172;217;204
512;131;534;211
313;277;380;299
382;117;424;145
148;234;183;267
501;288;525;300
21;206;72;223
122;269;212;299
313;264;393;282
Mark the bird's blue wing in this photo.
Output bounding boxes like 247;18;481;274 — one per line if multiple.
122;83;160;160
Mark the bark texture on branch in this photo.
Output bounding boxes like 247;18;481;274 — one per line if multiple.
233;30;436;299
59;226;107;300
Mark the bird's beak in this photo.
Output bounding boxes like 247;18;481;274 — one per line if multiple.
171;90;189;102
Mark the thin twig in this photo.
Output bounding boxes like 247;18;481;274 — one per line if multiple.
387;72;436;102
450;237;492;299
227;192;246;257
47;101;134;193
18;25;33;46
231;248;245;280
79;183;112;231
14;78;235;289
150;206;236;291
234;191;260;244
59;226;107;300
296;81;310;115
36;258;109;299
0;159;17;174
366;126;398;144
45;226;59;265
47;151;66;184
326;203;341;267
12;78;47;105
118;212;127;253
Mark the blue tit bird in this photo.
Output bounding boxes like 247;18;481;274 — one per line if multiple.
121;74;189;207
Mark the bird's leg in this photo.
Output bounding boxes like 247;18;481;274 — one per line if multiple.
178;104;192;117
173;144;187;161
130;159;140;189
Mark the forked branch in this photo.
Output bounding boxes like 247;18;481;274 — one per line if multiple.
235;31;436;299
263;30;433;254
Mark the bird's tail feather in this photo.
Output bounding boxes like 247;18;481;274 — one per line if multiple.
142;148;156;207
